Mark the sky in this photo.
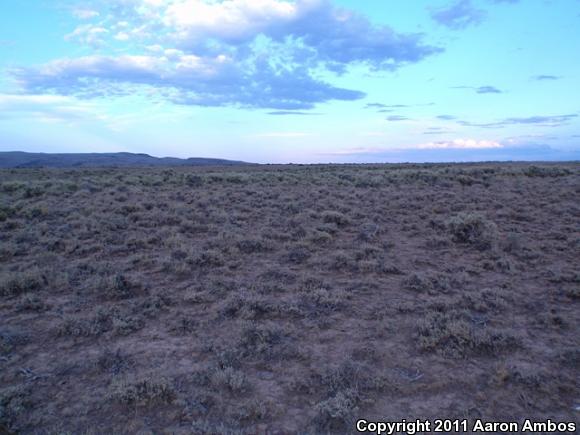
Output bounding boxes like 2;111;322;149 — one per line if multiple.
0;0;579;163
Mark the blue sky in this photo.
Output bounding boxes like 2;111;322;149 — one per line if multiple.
0;0;579;163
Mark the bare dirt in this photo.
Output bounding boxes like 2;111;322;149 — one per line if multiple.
0;163;578;433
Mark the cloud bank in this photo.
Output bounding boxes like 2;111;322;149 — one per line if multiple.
415;139;502;149
323;140;579;163
11;0;441;110
458;114;578;128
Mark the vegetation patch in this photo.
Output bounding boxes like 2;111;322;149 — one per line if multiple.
417;311;519;358
447;213;499;250
108;376;175;406
0;270;47;297
0;163;577;433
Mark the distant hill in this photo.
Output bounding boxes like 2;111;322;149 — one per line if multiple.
0;152;250;168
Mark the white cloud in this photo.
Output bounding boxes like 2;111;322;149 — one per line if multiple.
114;32;130;41
72;9;100;20
13;0;440;110
14;51;363;109
145;44;164;52
415;139;503;149
39;55;164;77
142;0;170;7
27;53;234;84
164;0;299;42
164;48;184;59
65;24;109;47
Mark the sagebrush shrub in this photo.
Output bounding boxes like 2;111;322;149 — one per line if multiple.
0;270;46;297
447;213;498;250
108;376;175;405
312;389;359;432
417;311;518;357
321;210;351;227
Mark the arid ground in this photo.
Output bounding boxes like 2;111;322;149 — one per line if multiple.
0;163;578;434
